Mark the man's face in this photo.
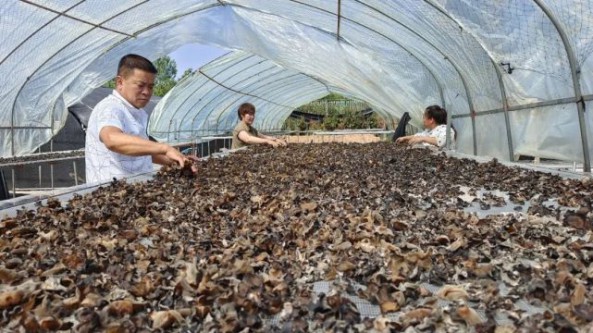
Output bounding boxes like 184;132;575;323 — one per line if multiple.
116;69;155;109
243;112;255;125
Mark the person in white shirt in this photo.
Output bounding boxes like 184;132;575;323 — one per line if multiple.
395;105;456;149
85;54;196;184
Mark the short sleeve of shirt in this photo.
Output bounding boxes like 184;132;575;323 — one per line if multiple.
233;122;248;138
413;125;454;149
95;104;126;132
432;125;447;147
234;122;258;138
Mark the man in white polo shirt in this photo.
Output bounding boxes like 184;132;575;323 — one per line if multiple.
85;54;195;184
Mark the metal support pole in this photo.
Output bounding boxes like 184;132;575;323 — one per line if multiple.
446;112;452;150
38;146;42;187
492;61;515;161
73;160;78;186
50;164;54;190
11;168;15;198
50;139;54;190
533;0;591;172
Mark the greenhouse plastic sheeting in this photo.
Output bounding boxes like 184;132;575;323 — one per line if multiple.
148;51;395;141
2;1;593;167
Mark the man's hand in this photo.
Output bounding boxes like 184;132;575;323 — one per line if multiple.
267;139;282;148
185;154;199;173
165;146;197;173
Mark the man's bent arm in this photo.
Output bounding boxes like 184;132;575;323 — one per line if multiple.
100;126;168;156
152;154;174;166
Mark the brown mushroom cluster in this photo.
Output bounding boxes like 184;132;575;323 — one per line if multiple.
1;142;593;332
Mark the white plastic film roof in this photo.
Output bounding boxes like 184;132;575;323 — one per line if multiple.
2;1;593;170
148;51;386;142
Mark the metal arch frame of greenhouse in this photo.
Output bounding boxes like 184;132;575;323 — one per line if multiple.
7;1;222;156
3;1;592;171
424;0;591;172
160;2;451;143
7;1;450;149
5;0;463;155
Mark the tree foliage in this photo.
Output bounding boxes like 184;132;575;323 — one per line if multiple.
320;92;346;101
153;56;178;97
103;78;116;89
180;68;194;82
154;56;177;85
284;96;382;131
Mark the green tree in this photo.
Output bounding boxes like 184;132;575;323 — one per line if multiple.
153;78;176;97
153;56;178;96
155;56;177;84
103;78;116;89
323;107;340;131
320;92;345;101
179;68;194;82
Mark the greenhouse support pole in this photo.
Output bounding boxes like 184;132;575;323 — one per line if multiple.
492;61;515;161
11;168;15;198
533;0;590;172
353;0;476;154
50;139;54;190
446;112;452;150
423;0;512;157
38;147;42;188
73;161;78;186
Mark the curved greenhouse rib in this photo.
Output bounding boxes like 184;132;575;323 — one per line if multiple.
171;54;261;125
193;73;309;134
215;83;328;133
14;2;446;153
348;0;484;154
212;75;316;123
224;2;449;121
1;1;86;66
19;0;135;37
285;0;473;149
282;0;446;109
200;69;295;109
159;54;336;137
169;54;325;132
9;1;151;155
532;0;591;172
421;0;514;160
183;67;293;131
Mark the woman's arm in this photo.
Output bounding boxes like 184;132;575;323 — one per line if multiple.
258;133;288;146
238;130;280;147
408;135;438;146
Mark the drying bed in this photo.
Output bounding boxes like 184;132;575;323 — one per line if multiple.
1;143;592;332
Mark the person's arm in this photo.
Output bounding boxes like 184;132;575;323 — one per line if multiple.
258;133;288;146
151;154;174;165
100;126;194;169
395;135;413;144
407;135;438;146
238;130;280;147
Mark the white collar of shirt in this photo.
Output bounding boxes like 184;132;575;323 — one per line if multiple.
112;90;144;112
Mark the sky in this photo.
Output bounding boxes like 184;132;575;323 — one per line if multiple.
169;43;229;79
